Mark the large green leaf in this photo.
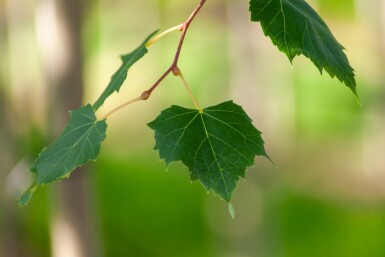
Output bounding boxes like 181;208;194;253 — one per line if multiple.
18;105;107;206
249;0;357;95
148;101;271;201
93;30;158;111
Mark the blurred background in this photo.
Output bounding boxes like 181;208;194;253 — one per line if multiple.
1;0;385;256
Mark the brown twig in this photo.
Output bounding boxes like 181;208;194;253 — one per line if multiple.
144;0;207;96
101;0;206;119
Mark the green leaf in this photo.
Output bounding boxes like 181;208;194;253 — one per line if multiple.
148;101;271;201
18;105;107;206
93;30;158;111
249;0;357;95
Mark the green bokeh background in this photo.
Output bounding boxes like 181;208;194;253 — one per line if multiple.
1;0;385;256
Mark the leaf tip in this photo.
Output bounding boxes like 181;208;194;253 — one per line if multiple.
18;184;37;207
353;90;362;108
267;155;276;167
260;149;275;166
221;190;233;203
343;78;361;106
349;86;362;107
228;203;235;219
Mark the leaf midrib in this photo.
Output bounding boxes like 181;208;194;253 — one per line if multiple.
36;121;99;184
199;112;229;196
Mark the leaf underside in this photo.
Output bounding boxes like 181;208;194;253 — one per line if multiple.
18;105;107;206
249;0;357;95
148;101;270;202
92;30;158;111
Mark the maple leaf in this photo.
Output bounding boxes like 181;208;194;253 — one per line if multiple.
148;101;271;201
250;0;357;95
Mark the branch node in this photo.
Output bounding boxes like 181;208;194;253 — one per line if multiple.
141;91;151;100
142;0;206;99
172;66;180;76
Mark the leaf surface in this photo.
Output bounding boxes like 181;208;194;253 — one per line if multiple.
148;101;270;201
249;0;357;94
93;30;158;110
18;105;107;206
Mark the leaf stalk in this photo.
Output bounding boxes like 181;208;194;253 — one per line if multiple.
146;0;207;96
103;0;207;117
176;68;201;111
145;23;184;47
101;95;142;120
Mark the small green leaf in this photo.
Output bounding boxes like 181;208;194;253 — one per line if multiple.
148;101;271;201
93;30;158;111
249;0;357;95
18;105;107;206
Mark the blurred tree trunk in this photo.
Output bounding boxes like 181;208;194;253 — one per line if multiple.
379;0;385;77
0;64;19;256
0;0;13;184
35;0;101;256
0;1;20;256
0;95;19;255
354;0;385;179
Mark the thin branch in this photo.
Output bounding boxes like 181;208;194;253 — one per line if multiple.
172;0;206;67
101;0;207;118
145;0;207;96
145;67;173;95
